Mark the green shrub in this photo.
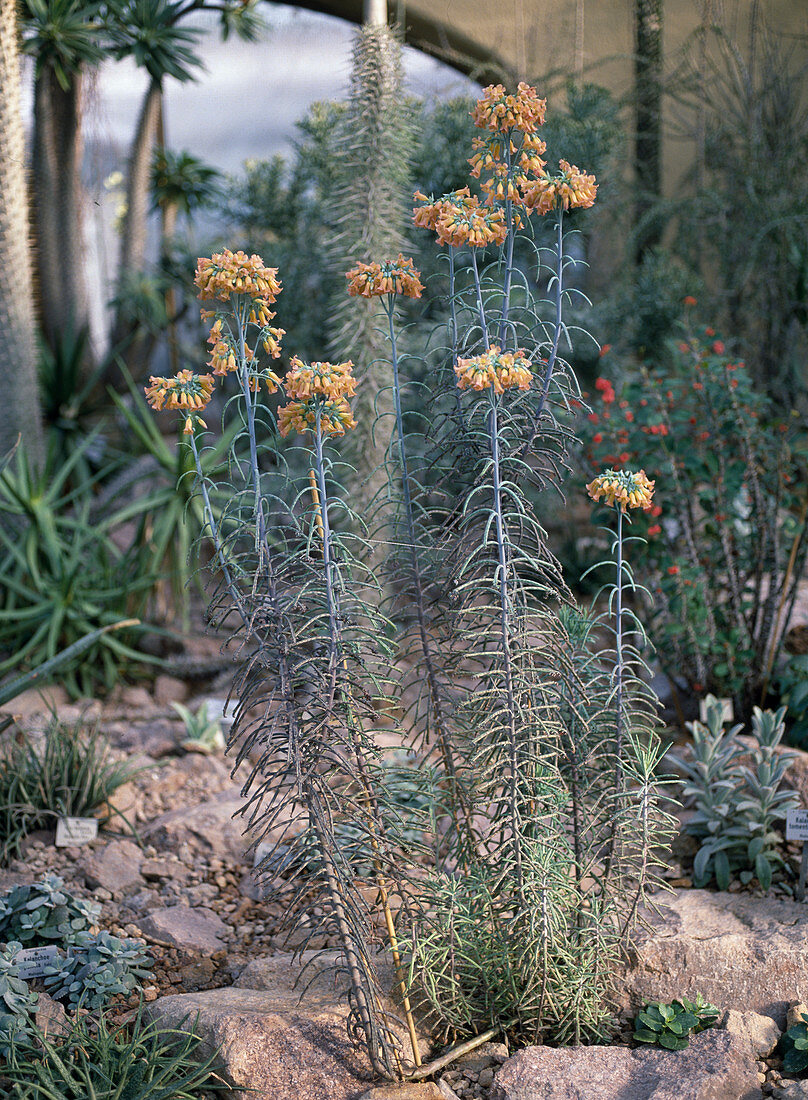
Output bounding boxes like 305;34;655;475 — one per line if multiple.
43;930;152;1012
0;943;39;1059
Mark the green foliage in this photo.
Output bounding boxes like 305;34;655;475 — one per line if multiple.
0;722;139;865
663;24;808;405
171;701;225;754
0;943;39;1059
0;442;155;697
43;930;152;1011
21;0;107;87
114;0;203;85
151;149;223;222
580;324;804;712
776;654;808;750
633;995;719;1050
1;1005;228;1097
671;697;799;890
109;369;236;618
780;1012;808;1076
0;875;98;948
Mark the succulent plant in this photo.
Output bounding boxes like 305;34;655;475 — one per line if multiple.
0;941;39;1056
633;995;719;1050
43;930;152;1011
171;700;226;754
779;1011;808;1075
0;874;99;948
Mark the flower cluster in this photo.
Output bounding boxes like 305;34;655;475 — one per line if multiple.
278;397;357;439
587;469;655;512
522;160;598;215
145;370;216;434
345;255;424;299
455;346;533;394
414;188;509;248
471;82;547;134
278;358;358;439
194;249;281;303
285;357;357;401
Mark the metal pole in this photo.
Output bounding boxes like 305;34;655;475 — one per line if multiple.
363;0;387;25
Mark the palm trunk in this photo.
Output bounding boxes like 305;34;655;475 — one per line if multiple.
108;80;163;380
31;64;91;361
634;0;663;260
0;0;43;466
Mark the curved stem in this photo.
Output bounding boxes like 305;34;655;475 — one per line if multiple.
235;301;267;555
489;388;523;899
521;207;564;454
384;298;474;863
448;247;467;432
470;248;490;350
498;137;516;350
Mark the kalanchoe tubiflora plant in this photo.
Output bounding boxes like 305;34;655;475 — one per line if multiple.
145;79;676;1074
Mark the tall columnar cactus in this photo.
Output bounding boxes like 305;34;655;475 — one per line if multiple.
0;0;44;466
327;23;413;515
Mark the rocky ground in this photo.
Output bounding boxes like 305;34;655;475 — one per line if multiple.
4;672;808;1100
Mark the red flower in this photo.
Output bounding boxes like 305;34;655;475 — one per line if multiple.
650;505;662;517
730;379;738;389
647;524;661;537
599;344;612;357
570;398;581;408
678;342;689;353
693;381;704;391
667;565;680;575
697;431;710;441
683;295;697;307
593;432;603;443
625;410;634;422
595;377;610;391
712;340;725;354
619;452;629;463
601;388;615;404
587;413;599;424
705;327;715;337
640;398;648;407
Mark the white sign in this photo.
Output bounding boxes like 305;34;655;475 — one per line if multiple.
786;808;808;842
699;697;734;724
14;944;60;980
55;817;99;847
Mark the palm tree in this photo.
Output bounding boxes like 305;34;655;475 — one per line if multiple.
0;0;44;465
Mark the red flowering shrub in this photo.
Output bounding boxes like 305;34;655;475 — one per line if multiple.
578;324;804;714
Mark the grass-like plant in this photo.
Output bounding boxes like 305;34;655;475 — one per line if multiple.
1;1005;228;1098
0;720;138;864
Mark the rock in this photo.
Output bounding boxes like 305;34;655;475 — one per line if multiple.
136;905;229;953
34;991;69;1039
437;1082;461;1100
490;1028;761;1100
80;839;143;894
623;889;808;1027
153;675;189;706
773;1085;808;1100
787;1002;808;1030
2;685;69;721
141;791;249;864
140;857;189;882
96;781;140;831
722;1010;781;1057
358;1086;442;1099
119;686;154;709
146;987;377;1100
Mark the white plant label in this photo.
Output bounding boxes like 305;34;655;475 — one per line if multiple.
55;816;99;847
699;697;734;724
787;809;808;842
14;944;60;980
